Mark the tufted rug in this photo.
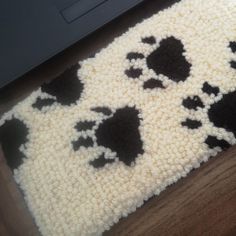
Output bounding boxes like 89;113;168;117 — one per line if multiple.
1;0;236;235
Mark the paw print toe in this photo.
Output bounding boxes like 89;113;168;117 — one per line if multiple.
229;41;236;70
75;121;96;132
89;154;115;168
142;36;156;45
91;107;112;116
143;78;165;89
72;137;94;151
32;97;56;110
229;41;236;53
230;61;236;69
181;118;202;129
127;52;145;60
125;67;143;79
202;82;219;95
182;96;204;110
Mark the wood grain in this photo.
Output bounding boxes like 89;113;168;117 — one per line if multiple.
0;147;40;236
0;0;236;235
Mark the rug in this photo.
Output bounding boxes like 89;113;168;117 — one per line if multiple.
1;0;236;235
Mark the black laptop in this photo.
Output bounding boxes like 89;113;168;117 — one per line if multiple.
0;0;144;88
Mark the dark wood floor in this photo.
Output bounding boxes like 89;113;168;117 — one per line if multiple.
0;0;236;235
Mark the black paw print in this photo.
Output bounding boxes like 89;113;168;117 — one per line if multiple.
125;36;192;90
0;118;28;170
229;41;236;70
72;106;144;168
32;64;84;110
181;82;236;150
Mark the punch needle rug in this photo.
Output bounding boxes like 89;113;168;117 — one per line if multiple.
1;0;236;235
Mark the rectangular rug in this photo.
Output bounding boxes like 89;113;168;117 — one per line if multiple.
1;0;236;235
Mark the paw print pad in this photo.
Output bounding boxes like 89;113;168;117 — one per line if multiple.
72;106;144;168
125;36;192;90
32;64;84;110
181;82;236;150
0;118;28;170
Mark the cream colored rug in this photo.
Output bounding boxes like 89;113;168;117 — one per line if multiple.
1;0;236;235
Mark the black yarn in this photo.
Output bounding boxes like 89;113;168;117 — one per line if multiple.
40;64;83;106
146;36;191;82
95;107;144;166
0;118;28;170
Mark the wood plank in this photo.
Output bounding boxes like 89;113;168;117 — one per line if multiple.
0;147;40;236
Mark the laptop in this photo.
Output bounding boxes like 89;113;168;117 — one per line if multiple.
0;0;144;88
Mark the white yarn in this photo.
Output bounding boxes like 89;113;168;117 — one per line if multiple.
1;0;236;235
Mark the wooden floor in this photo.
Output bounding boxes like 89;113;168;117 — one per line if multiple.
0;0;236;235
